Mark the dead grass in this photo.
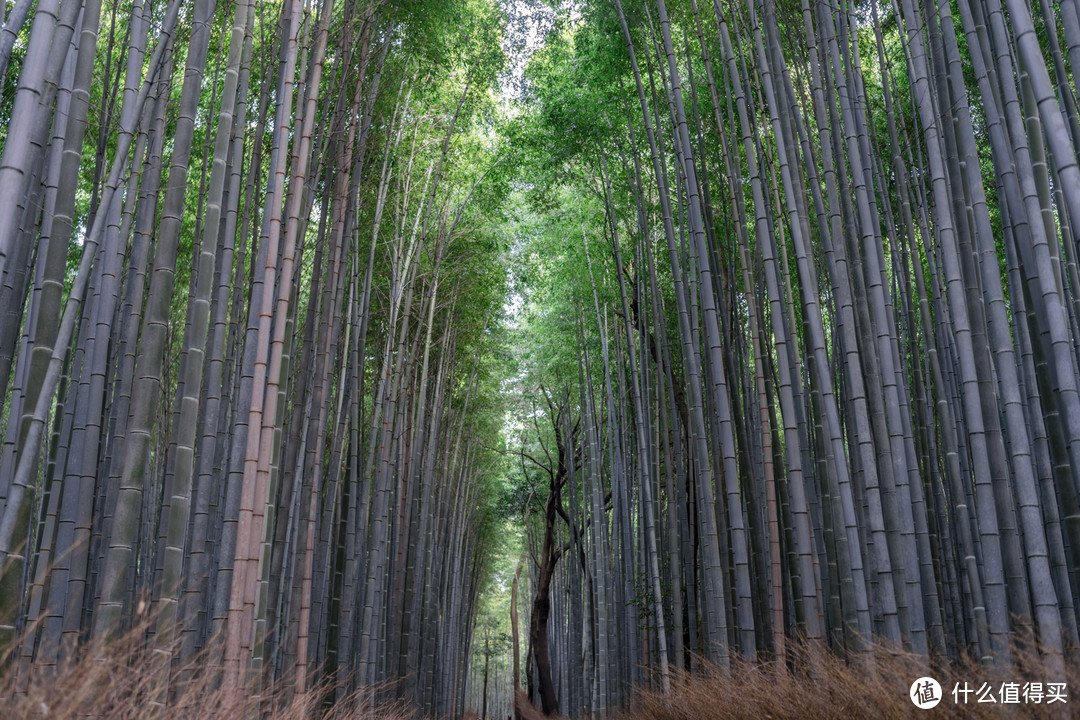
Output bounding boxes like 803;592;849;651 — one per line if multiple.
606;642;1078;719
6;628;1076;719
0;621;415;720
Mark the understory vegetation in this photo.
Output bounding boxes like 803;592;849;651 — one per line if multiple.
1;0;1080;716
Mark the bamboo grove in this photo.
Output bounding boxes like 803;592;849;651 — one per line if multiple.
0;0;515;714
491;0;1080;715
3;0;1080;714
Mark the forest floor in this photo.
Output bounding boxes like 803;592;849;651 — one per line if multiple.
514;644;1078;720
3;631;1075;718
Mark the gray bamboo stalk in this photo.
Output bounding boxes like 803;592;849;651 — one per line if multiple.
895;0;1011;661
751;0;873;650
614;0;730;666
0;0;82;286
92;0;219;643
151;0;251;688
590;176;671;691
224;0;303;687
0;0;182;635
0;0;34;81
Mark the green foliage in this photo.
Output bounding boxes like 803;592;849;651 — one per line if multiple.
0;29;27;148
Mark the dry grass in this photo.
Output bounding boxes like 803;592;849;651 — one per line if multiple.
0;622;415;720
606;643;1079;719
6;629;1076;719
